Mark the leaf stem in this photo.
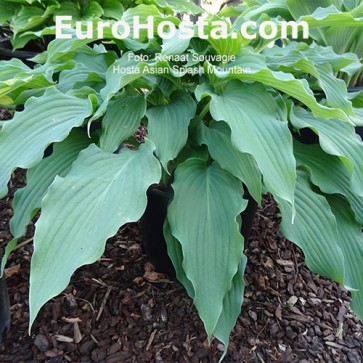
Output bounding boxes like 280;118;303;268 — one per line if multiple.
199;101;210;120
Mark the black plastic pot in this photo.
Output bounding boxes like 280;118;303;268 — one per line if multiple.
0;275;10;345
140;186;258;277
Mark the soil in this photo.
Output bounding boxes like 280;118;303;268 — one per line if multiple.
0;109;362;363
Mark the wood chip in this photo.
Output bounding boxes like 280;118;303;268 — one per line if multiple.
146;330;157;351
284;314;313;322
276;259;294;267
61;317;82;324
74;322;82;344
325;341;346;349
4;264;20;278
96;286;112;321
54;334;74;343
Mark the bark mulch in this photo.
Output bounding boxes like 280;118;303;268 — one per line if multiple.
0;111;362;363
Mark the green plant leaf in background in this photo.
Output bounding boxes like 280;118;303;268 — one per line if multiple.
167;158;247;339
146;90;196;171
0;87;93;198
29;140;161;329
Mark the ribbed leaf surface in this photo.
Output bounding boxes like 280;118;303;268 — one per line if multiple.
0;87;93;198
100;95;146;152
29;141;161;328
198;80;296;208
167;158;246;337
277;170;345;283
146;90;196;171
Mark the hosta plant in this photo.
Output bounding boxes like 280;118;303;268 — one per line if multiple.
0;0;122;50
0;2;363;360
233;0;363;87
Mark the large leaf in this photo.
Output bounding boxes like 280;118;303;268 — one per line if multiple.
277;170;344;284
0;0;18;23
100;94;146;153
197;80;296;208
95;53;169;119
294;141;363;223
0;58;54;104
146;90;196;171
327;196;363;321
10;129;94;239
213;258;246;362
290;106;363;197
99;0;124;19
265;43;357;114
285;0;337;41
198;121;262;204
164;219;246;362
167;158;246;338
209;48;351;121
29;141;161;328
0;87;93;198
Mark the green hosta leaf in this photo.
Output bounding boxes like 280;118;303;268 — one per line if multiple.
277;169;344;284
29;141;161;329
161;30;191;55
0;238;18;277
297;5;363;38
0;59;54;104
344;0;362;10
209;48;351;121
164;218;246;362
203;19;248;55
294;141;363;224
95;53;169;119
57;63;104;93
326;24;363;59
213;258;246;362
265;41;361;77
146;90;196;171
290;106;363;197
81;1;104;19
153;0;202;13
327;196;363;321
237;1;291;21
10;129;94;239
100;94;146;153
265;43;356;114
55;1;104;19
0;0;18;23
121;4;179;42
285;0;336;41
11;3;59;49
197;80;296;209
167;158;246;338
100;0;124;19
199;121;262;204
163;220;195;298
0;87;93;198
